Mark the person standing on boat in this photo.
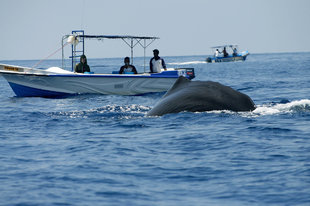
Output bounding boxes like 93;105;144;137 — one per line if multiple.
233;47;238;56
119;57;138;74
215;49;220;57
150;49;167;73
75;54;90;73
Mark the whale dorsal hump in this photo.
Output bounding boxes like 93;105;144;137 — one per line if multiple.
163;76;191;98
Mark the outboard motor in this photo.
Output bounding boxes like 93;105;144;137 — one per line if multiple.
185;68;195;80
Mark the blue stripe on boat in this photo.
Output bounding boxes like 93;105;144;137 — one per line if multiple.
8;82;71;97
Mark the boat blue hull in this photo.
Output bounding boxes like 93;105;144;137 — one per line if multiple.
9;82;71;97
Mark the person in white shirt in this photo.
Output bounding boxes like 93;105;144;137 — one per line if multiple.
215;49;220;57
150;49;166;73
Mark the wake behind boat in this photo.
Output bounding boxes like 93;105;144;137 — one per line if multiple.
206;45;249;63
0;30;195;97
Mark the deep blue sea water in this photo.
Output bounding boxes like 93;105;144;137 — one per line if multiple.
0;53;310;206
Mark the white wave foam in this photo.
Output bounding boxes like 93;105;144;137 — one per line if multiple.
251;99;310;116
52;100;310;119
168;61;206;65
205;99;310;117
96;104;150;114
54;104;151;119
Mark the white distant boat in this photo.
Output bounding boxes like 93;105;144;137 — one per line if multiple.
0;30;195;97
206;45;249;63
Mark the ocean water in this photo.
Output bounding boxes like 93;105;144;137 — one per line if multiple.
0;53;310;206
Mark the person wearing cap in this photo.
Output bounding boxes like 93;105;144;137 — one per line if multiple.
150;49;166;73
75;54;90;73
119;57;138;74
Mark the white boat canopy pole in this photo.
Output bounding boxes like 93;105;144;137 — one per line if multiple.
121;37;157;72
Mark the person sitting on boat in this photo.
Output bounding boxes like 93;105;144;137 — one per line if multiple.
233;47;238;56
222;47;229;57
119;57;138;74
75;54;90;73
150;49;167;73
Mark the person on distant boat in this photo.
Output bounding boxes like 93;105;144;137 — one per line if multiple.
215;49;220;57
119;57;138;74
75;54;90;73
150;49;167;73
233;47;238;56
223;47;228;57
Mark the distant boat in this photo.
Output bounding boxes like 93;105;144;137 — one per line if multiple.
0;30;195;97
206;45;249;63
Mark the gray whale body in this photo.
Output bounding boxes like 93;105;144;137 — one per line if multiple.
147;76;256;116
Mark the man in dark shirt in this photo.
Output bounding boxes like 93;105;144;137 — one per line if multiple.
223;47;229;57
75;54;90;73
119;57;138;74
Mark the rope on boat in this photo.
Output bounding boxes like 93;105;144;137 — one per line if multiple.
32;42;70;69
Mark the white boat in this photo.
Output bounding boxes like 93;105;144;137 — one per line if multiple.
0;30;195;97
206;45;249;63
0;64;194;97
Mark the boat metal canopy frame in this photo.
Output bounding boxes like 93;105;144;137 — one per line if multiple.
211;45;239;49
62;30;159;72
210;44;239;52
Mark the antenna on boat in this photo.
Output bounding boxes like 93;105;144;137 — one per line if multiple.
80;0;85;30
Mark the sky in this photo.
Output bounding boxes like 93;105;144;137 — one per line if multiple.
0;0;309;60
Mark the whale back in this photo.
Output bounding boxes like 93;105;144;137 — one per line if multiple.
147;76;256;116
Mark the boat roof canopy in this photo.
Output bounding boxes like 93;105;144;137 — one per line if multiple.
76;34;159;40
211;45;238;49
62;30;160;73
